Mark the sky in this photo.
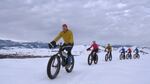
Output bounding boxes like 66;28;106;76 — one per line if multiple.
0;0;150;46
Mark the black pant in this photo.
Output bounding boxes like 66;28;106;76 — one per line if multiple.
60;43;74;66
128;53;132;57
60;43;74;56
121;52;125;55
91;49;98;56
107;51;112;57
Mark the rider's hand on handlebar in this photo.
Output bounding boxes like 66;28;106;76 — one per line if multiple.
87;48;91;51
48;41;56;49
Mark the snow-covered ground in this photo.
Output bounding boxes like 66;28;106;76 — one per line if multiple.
0;45;150;84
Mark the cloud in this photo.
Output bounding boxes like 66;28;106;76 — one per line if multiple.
0;0;150;46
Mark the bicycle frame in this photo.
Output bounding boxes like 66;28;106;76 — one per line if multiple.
106;51;111;56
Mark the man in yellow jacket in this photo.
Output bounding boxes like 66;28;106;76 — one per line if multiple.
49;24;74;56
105;43;112;57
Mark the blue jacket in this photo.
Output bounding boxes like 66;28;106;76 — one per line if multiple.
134;48;139;53
120;48;125;53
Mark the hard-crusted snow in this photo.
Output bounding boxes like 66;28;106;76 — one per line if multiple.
0;45;150;84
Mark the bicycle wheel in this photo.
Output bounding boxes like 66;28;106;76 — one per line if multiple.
88;54;93;65
133;54;136;59
130;54;132;59
126;54;129;59
133;54;140;59
120;54;124;60
119;54;122;60
94;54;98;64
47;55;61;79
109;54;112;61
137;54;140;59
105;54;108;62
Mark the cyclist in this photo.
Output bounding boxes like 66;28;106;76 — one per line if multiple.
126;48;132;58
48;24;74;66
134;47;139;55
120;47;126;55
87;41;99;56
105;43;112;57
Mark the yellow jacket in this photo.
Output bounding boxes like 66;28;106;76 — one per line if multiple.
54;30;74;44
105;45;112;52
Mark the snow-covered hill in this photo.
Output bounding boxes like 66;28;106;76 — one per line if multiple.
0;39;48;49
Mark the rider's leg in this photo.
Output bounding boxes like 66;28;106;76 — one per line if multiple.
94;49;98;58
110;51;112;57
130;53;132;57
91;50;94;56
136;52;139;55
123;52;125;59
61;44;67;66
67;44;74;56
108;51;111;57
64;43;74;65
129;53;132;59
136;52;139;57
91;50;96;59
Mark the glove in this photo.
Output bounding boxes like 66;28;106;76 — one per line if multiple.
87;48;91;51
48;41;56;49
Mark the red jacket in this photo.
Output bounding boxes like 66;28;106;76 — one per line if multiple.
90;43;99;50
128;48;132;53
